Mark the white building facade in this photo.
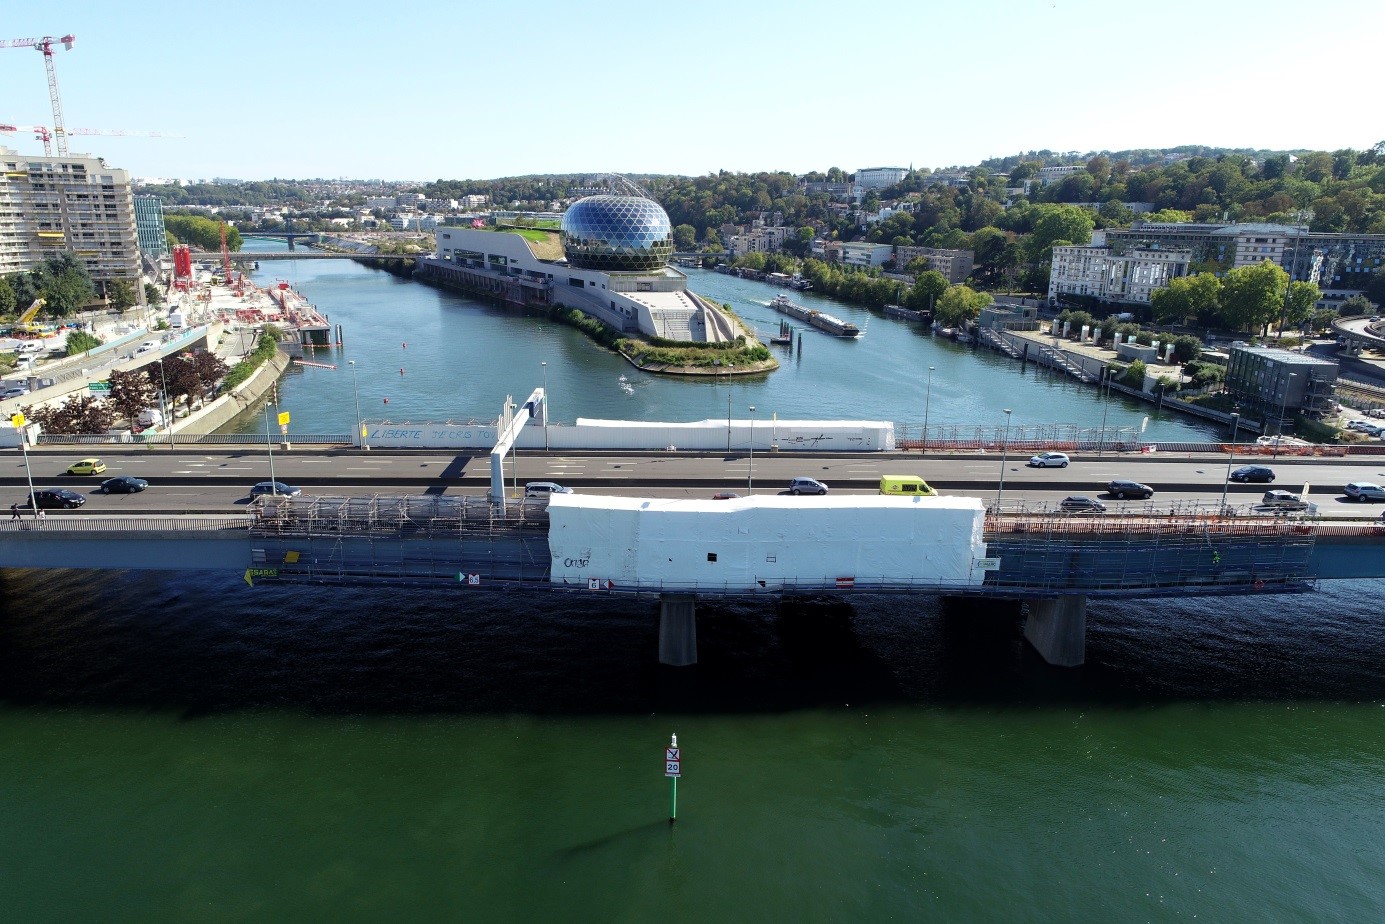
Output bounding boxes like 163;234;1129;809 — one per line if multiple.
854;167;908;190
1048;245;1192;305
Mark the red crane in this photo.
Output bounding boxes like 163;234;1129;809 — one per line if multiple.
0;34;76;156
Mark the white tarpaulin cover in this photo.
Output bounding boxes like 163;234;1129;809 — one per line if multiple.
547;494;987;592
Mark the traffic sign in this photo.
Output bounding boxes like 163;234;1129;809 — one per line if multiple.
666;747;680;761
10;413;25;428
88;381;110;393
277;411;291;427
665;760;681;778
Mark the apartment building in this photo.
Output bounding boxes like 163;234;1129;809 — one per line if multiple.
133;194;168;260
0;146;143;303
1224;345;1337;423
1036;165;1085;185
1106;221;1385;294
854;167;908;190
1047;245;1191;304
840;242;894;269
727;226;790;258
893;246;974;283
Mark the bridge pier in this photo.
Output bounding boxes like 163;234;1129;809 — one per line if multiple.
658;593;698;667
1023;596;1087;667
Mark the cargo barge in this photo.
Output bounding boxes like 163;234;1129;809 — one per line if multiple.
768;294;861;338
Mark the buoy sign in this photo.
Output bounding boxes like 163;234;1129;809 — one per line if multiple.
665;747;681;777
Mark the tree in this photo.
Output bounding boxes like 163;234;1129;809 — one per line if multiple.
1220;261;1288;332
732;252;767;271
1283;280;1320;329
144;282;163;306
107;367;157;423
905;270;948;311
933;284;993;327
1098;200;1134;225
673;224;697;251
65;331;102;355
1122;359;1148;388
0;276;15;316
1170;334;1203;363
783;226;815;258
1025;205;1096;263
1365;268;1385;307
107;279;137;312
188;350;229;393
19;394;113;434
1151;273;1220;326
1339;294;1373;317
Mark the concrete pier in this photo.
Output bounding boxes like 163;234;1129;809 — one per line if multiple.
658;593;698;667
1023;596;1088;667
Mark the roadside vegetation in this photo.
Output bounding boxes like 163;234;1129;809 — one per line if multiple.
223;325;282;390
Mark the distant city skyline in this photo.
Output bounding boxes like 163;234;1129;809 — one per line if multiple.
3;0;1381;183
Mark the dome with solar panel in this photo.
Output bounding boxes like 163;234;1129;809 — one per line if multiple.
560;194;674;272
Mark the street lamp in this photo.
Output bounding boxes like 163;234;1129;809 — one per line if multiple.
541;361;549;451
1274;372;1297;459
11;414;38;514
995;408;1013;513
923;365;935;451
156;358;173;449
1097;366;1111;457
263;402;278;495
348;360;366;450
1220;412;1242;511
748;405;756;494
726;391;732;452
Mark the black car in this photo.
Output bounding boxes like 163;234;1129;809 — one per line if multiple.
22;489;86;509
1229;465;1275;483
1106;479;1154;499
100;476;149;494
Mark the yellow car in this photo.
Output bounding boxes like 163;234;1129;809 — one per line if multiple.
66;458;108;476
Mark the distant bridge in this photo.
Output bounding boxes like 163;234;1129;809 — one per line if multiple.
227;250;418;262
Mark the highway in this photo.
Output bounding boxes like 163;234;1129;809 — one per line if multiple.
4;448;1385;518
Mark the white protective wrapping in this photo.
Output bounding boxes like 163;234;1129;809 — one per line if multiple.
547;494;987;592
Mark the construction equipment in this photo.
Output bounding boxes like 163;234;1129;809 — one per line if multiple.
219;222;241;294
0;34;75;156
11;298;47;336
1;123;180;157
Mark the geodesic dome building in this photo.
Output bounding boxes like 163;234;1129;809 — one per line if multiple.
560;195;674;272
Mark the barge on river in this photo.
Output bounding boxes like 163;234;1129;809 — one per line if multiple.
769;294;861;338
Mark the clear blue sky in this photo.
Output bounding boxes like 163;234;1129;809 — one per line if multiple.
3;0;1380;182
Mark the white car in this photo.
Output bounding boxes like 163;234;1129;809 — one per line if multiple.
136;340;159;354
1028;451;1070;468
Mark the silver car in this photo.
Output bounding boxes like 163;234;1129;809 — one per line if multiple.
1029;452;1070;468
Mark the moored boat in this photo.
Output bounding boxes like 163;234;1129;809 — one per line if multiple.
768;294;861;338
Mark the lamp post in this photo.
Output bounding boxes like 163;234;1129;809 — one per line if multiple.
541;361;549;451
727;391;732;452
156;358;173;449
263;402;278;495
11;414;37;514
1220;412;1241;511
1097;366;1111;457
348;360;366;450
1274;372;1297;459
922;365;935;451
748;405;756;494
995;408;1012;513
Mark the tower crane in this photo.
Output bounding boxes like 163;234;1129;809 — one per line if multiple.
0;34;76;156
1;123;180;157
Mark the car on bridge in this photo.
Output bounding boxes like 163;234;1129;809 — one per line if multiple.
249;481;301;498
1343;482;1385;503
1106;479;1154;500
1028;451;1070;468
66;458;107;476
100;476;149;494
524;482;572;499
1260;489;1311;511
711;492;741;500
1229;465;1275;483
22;488;86;509
787;477;829;495
1059;496;1106;513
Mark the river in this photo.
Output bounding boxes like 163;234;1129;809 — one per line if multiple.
1;242;1381;921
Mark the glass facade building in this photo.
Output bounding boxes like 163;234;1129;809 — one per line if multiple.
560;195;673;272
134;194;168;259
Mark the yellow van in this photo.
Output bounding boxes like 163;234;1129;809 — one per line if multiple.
879;475;937;496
